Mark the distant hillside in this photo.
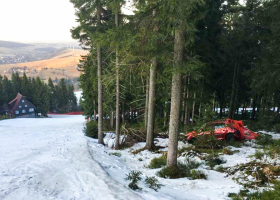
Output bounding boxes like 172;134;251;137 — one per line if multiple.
0;40;82;65
0;40;31;48
0;49;88;80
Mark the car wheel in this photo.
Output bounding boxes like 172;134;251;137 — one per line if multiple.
188;137;197;144
234;130;241;140
225;133;235;142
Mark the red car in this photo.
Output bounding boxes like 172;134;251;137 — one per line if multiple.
186;119;258;143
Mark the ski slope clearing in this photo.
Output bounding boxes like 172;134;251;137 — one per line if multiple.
0;115;141;200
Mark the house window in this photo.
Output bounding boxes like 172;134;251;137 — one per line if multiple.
19;106;22;108
22;110;26;114
29;108;34;112
25;105;28;107
22;100;25;103
15;111;19;114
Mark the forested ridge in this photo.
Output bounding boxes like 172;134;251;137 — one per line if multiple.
71;0;280;167
0;73;78;115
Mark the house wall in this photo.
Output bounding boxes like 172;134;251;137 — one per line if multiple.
12;97;36;117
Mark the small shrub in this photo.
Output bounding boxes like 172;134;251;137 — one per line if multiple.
157;161;206;180
190;170;207;180
148;154;167;169
125;171;142;191
144;176;163;191
157;165;185;179
138;158;143;161
185;158;201;169
109;152;121;157
205;155;226;169
85;121;98;138
255;134;273;146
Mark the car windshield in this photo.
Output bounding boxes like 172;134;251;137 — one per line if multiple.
214;124;225;129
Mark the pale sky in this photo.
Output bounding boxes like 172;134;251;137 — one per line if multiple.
0;0;78;43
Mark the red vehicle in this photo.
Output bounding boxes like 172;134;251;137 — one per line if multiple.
186;119;258;143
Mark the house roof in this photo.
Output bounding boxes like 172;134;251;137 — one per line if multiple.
9;93;36;113
9;93;23;112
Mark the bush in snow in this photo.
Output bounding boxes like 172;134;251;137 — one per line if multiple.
255;134;273;146
205;155;226;169
148;154;167;169
85;121;98;138
125;171;142;191
157;161;207;180
144;176;163;191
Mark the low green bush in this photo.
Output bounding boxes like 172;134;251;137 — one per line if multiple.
157;165;185;179
145;176;163;191
157;160;207;180
190;170;208;180
205;155;226;169
84;120;98;138
148;154;167;169
255;134;273;146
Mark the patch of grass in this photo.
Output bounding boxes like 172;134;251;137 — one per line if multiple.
144;176;163;191
252;150;265;160
109;152;121;157
125;171;142;191
148;154;167;169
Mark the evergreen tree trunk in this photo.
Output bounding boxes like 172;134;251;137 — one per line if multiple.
93;99;96;121
220;91;224;118
97;6;104;145
115;9;120;150
145;77;149;132
192;92;196;124
229;63;240;119
111;111;114;128
184;76;190;126
181;76;186;123
146;57;157;150
167;20;185;167
164;101;168;127
252;95;257;120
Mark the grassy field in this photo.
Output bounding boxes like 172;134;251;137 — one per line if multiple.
0;49;88;80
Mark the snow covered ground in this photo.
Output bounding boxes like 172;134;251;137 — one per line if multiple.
0;115;141;200
1;115;276;200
